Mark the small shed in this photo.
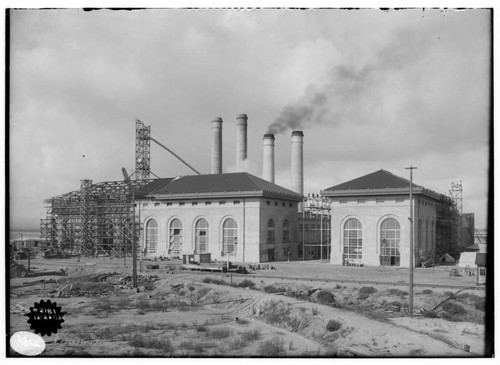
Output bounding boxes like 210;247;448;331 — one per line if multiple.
440;253;456;264
475;252;487;284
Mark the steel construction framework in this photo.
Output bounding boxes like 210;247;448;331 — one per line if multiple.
40;179;151;256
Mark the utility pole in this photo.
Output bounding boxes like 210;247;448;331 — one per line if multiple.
406;165;417;318
122;168;137;288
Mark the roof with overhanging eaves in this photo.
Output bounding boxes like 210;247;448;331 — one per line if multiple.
136;172;304;201
321;169;444;200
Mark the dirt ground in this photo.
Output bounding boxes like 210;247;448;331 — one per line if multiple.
8;256;488;357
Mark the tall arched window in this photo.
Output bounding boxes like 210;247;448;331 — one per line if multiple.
344;218;362;263
169;219;183;254
195;218;209;253
380;218;400;266
223;218;238;256
282;219;290;244
267;219;276;244
145;219;158;253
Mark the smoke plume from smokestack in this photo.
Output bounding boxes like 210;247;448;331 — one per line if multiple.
266;32;422;136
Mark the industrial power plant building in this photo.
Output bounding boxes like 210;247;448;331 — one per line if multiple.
41;115;462;268
322;170;445;268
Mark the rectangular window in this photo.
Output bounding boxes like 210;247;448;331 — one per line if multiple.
219;201;226;205
143;203;148;207
282;202;286;207
166;202;172;206
376;199;385;203
275;202;278;206
340;200;348;204
267;201;270;205
192;202;198;206
396;198;405;203
357;199;366;204
289;203;293;208
154;203;160;207
205;201;211;205
233;200;240;205
179;202;185;206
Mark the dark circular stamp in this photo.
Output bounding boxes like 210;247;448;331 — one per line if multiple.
25;299;66;336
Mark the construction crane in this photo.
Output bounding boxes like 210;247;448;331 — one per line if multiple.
149;136;201;175
135;118;201;179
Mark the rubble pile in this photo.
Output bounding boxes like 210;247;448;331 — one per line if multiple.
55;272;161;297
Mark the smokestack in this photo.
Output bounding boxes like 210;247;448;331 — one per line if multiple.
235;114;248;171
291;130;304;209
211;117;223;174
262;134;275;183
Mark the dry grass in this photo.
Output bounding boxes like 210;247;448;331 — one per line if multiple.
240;328;262;342
206;326;233;339
258;336;286;357
128;335;173;354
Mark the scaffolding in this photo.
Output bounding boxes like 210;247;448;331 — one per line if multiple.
299;195;332;260
39;118;202;256
40;179;151;256
450;180;463;247
135;118;151;180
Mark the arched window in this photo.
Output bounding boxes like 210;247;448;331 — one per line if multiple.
380;218;400;266
169;219;183;254
267;219;276;245
145;219;158;253
282;219;290;244
343;218;362;263
223;218;237;256
195;218;209;253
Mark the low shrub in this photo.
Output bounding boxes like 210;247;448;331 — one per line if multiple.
258;336;285;356
129;335;173;353
202;277;226;285
229;337;248;350
260;300;291;324
179;341;204;354
287;316;305;332
196;287;211;299
206;327;232;339
263;285;286;293
316;290;335;305
442;301;467;316
359;286;377;295
240;328;261;342
440;311;462;322
238;279;256;289
456;293;486;311
326;319;342;332
358;286;377;300
421;289;433;294
386;288;408;297
422;310;439;318
474;301;486;311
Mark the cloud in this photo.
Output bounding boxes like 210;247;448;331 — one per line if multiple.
8;9;491;230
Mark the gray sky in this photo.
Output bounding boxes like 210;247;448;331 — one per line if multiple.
9;8;491;230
